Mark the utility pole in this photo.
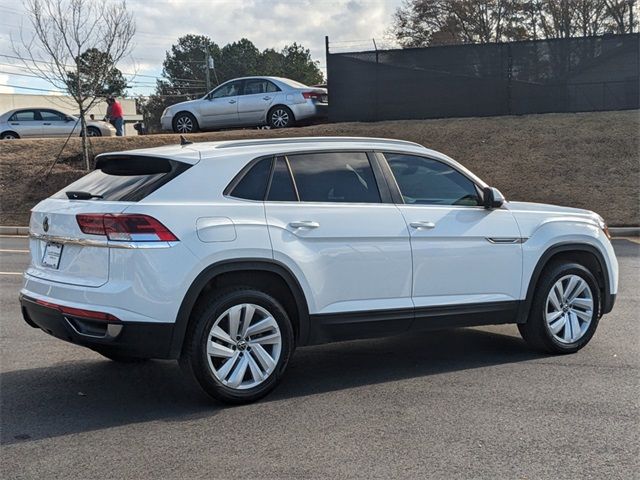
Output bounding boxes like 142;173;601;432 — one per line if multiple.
205;52;211;93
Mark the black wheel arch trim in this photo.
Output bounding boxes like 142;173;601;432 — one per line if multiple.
517;242;614;324
170;258;310;358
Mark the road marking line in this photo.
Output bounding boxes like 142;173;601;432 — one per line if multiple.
0;272;22;275
0;235;28;238
0;249;29;253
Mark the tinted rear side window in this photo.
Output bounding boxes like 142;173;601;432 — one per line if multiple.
229;157;272;200
287;152;380;203
267;157;297;201
52;156;189;202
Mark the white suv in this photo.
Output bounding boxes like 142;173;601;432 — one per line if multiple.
20;137;618;404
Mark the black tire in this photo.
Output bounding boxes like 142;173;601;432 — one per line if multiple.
95;349;149;363
86;126;102;137
1;131;19;140
518;262;601;354
268;106;295;129
180;288;294;404
172;112;199;133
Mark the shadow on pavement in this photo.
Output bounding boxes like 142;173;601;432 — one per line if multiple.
1;326;543;446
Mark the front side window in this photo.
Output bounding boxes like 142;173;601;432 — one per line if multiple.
39;110;66;121
9;110;37;122
384;153;480;206
211;81;242;99
287;152;381;203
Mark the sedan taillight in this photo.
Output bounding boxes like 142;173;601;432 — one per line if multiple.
76;214;178;242
302;91;324;101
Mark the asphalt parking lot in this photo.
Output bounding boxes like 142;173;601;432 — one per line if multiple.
1;236;638;479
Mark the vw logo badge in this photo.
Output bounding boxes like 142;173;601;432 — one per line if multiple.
43;216;49;232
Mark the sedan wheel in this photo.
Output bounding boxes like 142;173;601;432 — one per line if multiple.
173;113;198;133
86;127;102;137
269;107;293;128
206;303;282;390
545;274;593;344
1;132;18;140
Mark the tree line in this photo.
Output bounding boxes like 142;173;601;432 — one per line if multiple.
392;0;637;47
140;35;323;131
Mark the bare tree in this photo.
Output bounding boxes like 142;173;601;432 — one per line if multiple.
13;0;135;169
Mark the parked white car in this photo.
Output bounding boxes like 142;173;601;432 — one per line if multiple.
161;76;328;133
21;137;618;404
0;108;115;139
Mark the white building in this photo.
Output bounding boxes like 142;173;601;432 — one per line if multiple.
0;93;142;135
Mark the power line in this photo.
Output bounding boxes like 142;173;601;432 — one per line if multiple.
0;83;64;93
0;53;206;83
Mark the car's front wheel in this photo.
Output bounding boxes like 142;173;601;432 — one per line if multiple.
181;288;294;404
1;131;19;140
519;262;601;354
268;106;294;128
173;112;199;133
86;126;102;137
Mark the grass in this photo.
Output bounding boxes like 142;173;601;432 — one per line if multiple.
1;110;638;226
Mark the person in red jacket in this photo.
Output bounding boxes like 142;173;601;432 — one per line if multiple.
105;97;124;136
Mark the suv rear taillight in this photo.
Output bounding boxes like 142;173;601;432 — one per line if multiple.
76;214;178;242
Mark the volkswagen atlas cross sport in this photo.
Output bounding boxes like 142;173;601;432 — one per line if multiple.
20;137;618;404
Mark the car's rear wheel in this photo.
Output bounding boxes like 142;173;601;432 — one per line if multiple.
1;131;19;140
86;126;102;137
519;262;601;354
268;106;294;128
180;288;294;404
173;112;199;133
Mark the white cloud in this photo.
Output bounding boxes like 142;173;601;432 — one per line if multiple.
0;0;404;95
0;73;15;93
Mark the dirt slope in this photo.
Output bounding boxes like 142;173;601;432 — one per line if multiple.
1;110;638;225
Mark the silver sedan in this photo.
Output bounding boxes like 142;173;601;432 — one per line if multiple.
161;76;328;133
0;108;115;139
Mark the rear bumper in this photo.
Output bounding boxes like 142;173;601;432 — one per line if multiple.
20;295;176;359
290;101;328;121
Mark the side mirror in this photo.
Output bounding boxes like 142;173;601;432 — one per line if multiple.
65;116;73;122
483;187;505;209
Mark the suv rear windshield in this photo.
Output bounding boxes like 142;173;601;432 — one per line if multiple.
52;156;190;202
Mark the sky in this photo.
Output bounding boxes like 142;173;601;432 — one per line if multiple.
0;0;403;96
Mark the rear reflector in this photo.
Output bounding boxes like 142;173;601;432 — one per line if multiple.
35;299;120;322
76;214;178;242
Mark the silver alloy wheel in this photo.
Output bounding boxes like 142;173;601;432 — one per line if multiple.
545;274;594;344
175;115;193;133
206;303;282;390
271;109;289;128
87;128;100;137
2;133;17;139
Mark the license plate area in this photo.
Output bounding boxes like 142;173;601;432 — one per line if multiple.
42;242;63;269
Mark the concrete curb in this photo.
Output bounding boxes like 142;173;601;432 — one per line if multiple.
609;227;640;237
0;226;30;236
2;225;639;237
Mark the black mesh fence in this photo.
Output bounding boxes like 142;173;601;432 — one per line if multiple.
327;34;639;122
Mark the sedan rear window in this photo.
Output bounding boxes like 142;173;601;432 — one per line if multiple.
52;156;190;202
